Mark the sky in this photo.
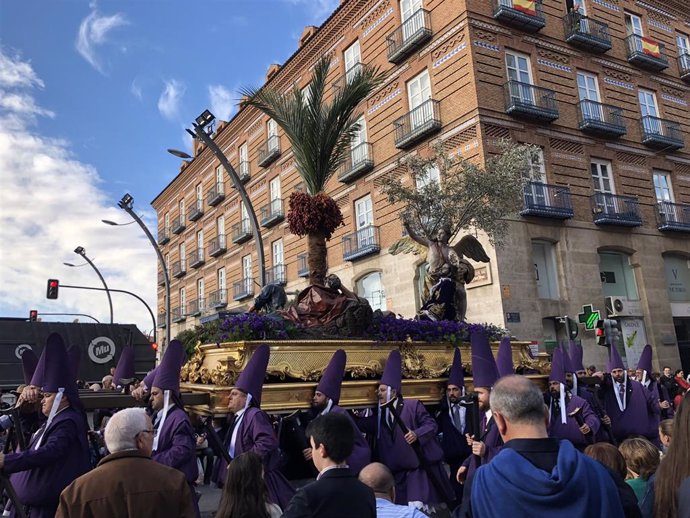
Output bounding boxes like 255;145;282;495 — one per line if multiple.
0;0;339;337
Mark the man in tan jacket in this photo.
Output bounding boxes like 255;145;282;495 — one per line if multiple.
56;407;196;518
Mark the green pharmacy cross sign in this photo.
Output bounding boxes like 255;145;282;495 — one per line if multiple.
578;304;601;331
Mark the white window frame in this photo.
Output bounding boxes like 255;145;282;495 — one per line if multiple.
591;159;614;194
239;143;249;178
179;242;186;268
576;71;603;121
653;171;674;202
401;0;424;41
164;213;170;235
357;271;387;311
505;51;534;105
416;164;440;190
355;195;375;248
351;117;368;164
407;69;432;130
625;12;644;37
197;278;205;310
242;255;253;288
179;287;186;316
218;267;226;291
197;230;204;252
344;40;362;83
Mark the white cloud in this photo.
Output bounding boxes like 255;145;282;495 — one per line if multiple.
0;91;55;118
75;10;128;74
0;49;157;337
0;51;44;89
282;0;339;22
157;79;185;121
130;77;143;100
208;84;236;121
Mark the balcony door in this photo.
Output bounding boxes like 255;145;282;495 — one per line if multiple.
344;40;361;83
679;34;690;67
639;89;659;134
197;278;205;311
179;288;186;316
217;215;225;242
179;199;185;224
654;171;675;222
270;176;281;213
407;70;431;130
267;119;278;151
401;0;423;41
592;159;615;214
625;12;643;37
218;267;226;302
577;72;602;121
355;195;374;248
506;52;534;105
179;242;186;268
196;183;203;209
352;117;368;164
525;149;548;207
241;202;250;232
239;143;249;177
242;255;252;288
216;165;224;193
197;230;204;254
272;239;284;283
164;212;170;235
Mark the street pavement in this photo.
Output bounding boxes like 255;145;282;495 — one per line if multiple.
198;484;222;518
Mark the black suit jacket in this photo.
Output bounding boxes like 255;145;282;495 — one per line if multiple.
281;467;376;518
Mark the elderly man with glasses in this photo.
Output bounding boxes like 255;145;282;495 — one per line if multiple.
56;407;196;518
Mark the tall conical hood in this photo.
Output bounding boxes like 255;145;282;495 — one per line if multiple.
152;340;185;393
637;344;653;376
448;348;465;388
316;349;346;404
569;341;585;372
41;333;78;395
381;349;402;392
607;344;625;372
68;346;82;381
235;344;270;406
30;333;62;388
549;347;567;385
561;342;576;374
143;366;158;389
113;346;136;386
496;336;514;378
471;329;499;388
21;349;39;385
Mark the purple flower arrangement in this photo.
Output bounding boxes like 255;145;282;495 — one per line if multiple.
217;313;300;342
367;315;505;345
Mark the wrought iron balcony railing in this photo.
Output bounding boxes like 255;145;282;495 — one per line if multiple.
297;254;309;278
333;63;369;90
187;298;204;317
208;289;227;309
157;312;166;328
232;219;252;244
233;278;254;301
189;248;205;269
679;53;690;83
625;34;668;72
656;201;690;232
171;214;186;234
208;234;227;257
171;306;185;323
494;0;545;33
188;199;204;222
258;135;281;168
563;13;611;53
207;182;225;206
343;226;381;261
238;160;250;183
504;81;558;122
394;99;441;149
157;229;170;245
521;182;574;219
260;199;284;227
640;116;684;151
172;259;186;278
591;192;642;226
577;100;626;138
338;142;374;183
266;264;287;286
387;9;432;64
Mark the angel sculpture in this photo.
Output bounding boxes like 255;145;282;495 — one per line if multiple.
396;221;490;321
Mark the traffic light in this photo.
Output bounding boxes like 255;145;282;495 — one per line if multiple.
151;342;158;351
595;319;607;346
46;279;59;299
29;309;38;322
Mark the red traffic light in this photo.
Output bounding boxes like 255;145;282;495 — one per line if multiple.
151;342;158;351
46;278;60;299
29;310;38;322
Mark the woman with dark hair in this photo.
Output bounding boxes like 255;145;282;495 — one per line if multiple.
659;419;673;454
655;393;690;518
216;451;281;518
584;443;641;518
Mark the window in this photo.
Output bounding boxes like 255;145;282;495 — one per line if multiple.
344;40;361;83
267;119;278;142
653;172;674;202
505;51;534;104
179;199;185;222
301;84;312;105
679;33;690;65
599;252;639;300
407;69;432;130
179;287;186;313
351;117;368;164
639;89;660;134
197;230;204;252
218;267;226;291
165;254;169;271
525;148;548;207
241;202;249;232
242;255;252;283
216;165;224;187
532;241;559;299
355;195;375;248
401;0;424;40
416;164;440;189
357;271;387;311
272;239;284;266
270;176;281;202
197;278;205;309
217;215;225;238
576;72;602;121
591;159;614;194
625;12;643;37
164;212;170;234
196;183;203;204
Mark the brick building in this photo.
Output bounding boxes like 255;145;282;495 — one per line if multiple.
152;0;690;371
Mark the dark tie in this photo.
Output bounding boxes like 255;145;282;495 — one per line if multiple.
481;414;487;433
451;405;461;432
619;383;625;402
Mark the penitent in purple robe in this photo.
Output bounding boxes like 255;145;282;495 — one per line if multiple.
152;406;199;484
601;377;660;443
329;405;371;475
212;407;295;509
3;407;90;518
548;394;600;449
461;411;503;482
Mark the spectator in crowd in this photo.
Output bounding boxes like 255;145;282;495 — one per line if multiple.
56;408;195;518
215;451;281;518
359;462;427;518
190;415;214;486
471;375;625;518
660;367;679;401
101;375;115;391
673;370;690;409
654;393;690;518
587;365;597;376
619;437;659;517
89;383;100;392
659;418;673;453
281;412;376;518
584;443;641;518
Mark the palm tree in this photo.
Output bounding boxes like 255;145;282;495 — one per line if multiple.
241;56;386;286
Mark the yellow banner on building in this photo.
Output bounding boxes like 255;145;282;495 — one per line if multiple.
641;37;661;58
513;0;537;15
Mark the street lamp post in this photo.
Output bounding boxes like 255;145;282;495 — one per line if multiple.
184;109;266;286
72;247;114;324
104;193;171;344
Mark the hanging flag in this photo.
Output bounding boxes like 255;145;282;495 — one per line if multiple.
513;0;537;15
641;37;661;58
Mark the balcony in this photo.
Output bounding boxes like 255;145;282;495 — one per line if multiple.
625;34;668;72
504;81;558;122
238;160;251;183
333;63;369;91
157;312;166;328
266;264;287;286
577;100;626;138
157;229;170;246
394;99;441;149
386;9;432;64
656;201;690;232
563;13;611;53
232;219;252;244
171;306;185;323
493;0;545;33
158;272;165;287
591;193;642;227
258;135;281;168
261;199;284;228
343;226;381;261
297;254;309;278
679;53;690;83
189;248;205;269
521;182;574;219
207;182;225;206
208;234;227;258
172;259;186;278
187;298;205;317
171;215;186;234
338;142;374;183
208;289;228;309
188;199;204;222
641;116;684;151
233;278;254;301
